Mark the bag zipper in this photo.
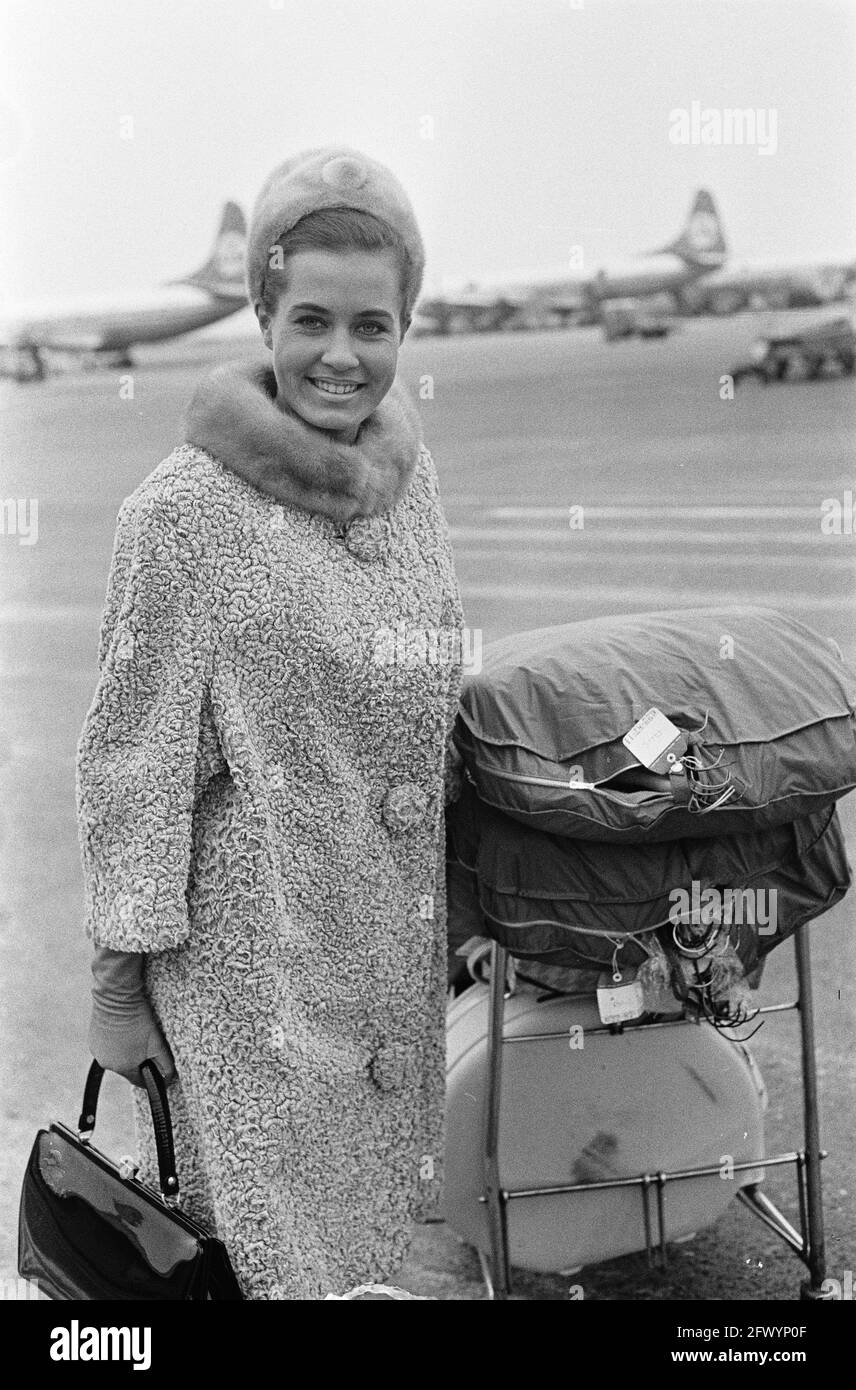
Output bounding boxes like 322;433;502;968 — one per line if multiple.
463;750;661;801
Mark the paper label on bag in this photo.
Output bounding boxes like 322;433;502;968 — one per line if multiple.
596;980;645;1024
622;707;688;774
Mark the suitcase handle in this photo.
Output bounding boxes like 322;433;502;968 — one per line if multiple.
76;1058;180;1206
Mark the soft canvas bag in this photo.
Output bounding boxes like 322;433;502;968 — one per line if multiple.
447;776;851;971
454;607;856;842
18;1059;243;1301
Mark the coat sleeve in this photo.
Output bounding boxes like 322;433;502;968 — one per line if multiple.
76;486;215;953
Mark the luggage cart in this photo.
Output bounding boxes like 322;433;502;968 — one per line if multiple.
474;927;829;1300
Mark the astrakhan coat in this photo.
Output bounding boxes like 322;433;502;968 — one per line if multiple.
76;441;465;1299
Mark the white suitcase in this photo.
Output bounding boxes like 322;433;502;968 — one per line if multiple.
443;982;767;1272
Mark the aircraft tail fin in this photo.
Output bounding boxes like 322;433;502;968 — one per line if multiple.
174;201;248;298
663;189;727;268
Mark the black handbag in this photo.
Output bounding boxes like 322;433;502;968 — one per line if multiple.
18;1058;243;1300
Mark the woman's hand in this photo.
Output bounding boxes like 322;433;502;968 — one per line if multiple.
88;946;178;1089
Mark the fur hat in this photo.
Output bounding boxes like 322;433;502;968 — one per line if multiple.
246;147;425;320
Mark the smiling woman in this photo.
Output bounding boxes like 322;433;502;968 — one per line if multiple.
256;243;404;444
77;147;466;1300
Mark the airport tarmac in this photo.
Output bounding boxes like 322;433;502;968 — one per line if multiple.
1;314;854;1300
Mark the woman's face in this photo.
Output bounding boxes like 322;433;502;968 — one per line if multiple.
257;248;404;444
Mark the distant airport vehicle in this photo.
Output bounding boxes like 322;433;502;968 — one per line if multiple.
730;316;856;385
601;299;675;341
418;190;856;334
0;201;248;382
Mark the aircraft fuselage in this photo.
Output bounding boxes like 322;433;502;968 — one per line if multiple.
1;285;247;354
584;253;697;300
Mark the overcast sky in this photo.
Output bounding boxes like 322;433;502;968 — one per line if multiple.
1;0;854;304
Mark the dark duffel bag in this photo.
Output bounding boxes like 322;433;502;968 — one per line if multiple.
454;607;856;842
446;776;851;973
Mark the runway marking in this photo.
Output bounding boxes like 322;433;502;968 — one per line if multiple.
459;583;854;612
0;603;103;623
484;505;843;521
450;525;855;547
444;437;587;455
454;551;855;574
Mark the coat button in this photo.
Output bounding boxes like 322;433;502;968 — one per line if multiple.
115;628;135;662
369;1041;415;1092
343;515;391;562
382;782;428;831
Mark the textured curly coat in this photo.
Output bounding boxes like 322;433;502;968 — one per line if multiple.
76;440;464;1299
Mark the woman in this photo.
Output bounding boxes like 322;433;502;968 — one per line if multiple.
76;148;465;1299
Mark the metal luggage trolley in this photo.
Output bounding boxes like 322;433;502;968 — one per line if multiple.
475;928;829;1301
441;607;854;1301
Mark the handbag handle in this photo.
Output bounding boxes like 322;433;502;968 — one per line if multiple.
77;1058;180;1206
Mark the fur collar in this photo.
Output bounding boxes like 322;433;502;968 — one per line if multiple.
183;360;422;524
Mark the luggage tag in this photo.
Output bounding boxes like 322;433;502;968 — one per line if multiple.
596;967;645;1025
622;707;688;776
